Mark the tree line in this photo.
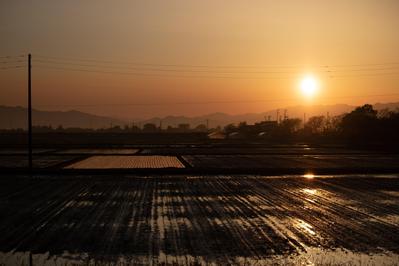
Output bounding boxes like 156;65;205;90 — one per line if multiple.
0;122;210;133
222;104;399;143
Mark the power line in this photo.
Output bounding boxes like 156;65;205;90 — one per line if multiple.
329;72;399;78
34;65;301;79
34;59;399;74
0;55;26;59
327;66;399;73
0;66;26;70
34;65;399;79
34;54;305;69
322;62;399;68
0;60;25;64
34;54;399;70
33;54;399;79
35;59;301;74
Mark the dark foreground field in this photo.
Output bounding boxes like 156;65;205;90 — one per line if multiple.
2;145;399;175
0;175;398;265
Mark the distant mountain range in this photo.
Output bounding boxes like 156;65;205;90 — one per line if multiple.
1;102;398;129
0;106;124;129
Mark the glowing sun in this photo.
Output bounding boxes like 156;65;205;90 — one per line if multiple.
300;75;318;98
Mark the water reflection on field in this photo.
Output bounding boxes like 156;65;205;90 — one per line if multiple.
0;174;398;265
1;249;399;265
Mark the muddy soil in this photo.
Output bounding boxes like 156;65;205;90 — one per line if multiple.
0;175;398;264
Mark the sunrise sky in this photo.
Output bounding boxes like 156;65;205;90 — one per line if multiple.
1;0;399;119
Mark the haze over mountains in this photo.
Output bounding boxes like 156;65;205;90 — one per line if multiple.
0;106;124;129
1;102;398;129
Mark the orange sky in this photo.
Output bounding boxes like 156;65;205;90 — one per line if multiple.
1;0;399;119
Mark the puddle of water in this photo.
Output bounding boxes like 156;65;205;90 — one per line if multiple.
302;188;318;195
294;219;316;236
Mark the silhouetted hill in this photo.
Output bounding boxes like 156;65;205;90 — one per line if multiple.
0;106;124;129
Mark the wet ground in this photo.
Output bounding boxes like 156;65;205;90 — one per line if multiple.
1;146;399;175
0;174;398;265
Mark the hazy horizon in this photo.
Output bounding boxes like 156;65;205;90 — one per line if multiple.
2;100;398;122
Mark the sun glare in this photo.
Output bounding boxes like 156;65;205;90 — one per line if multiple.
300;75;318;98
303;173;315;179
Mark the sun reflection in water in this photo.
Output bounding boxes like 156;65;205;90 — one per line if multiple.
295;219;316;236
303;173;315;179
303;188;318;195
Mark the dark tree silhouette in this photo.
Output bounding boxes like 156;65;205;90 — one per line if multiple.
305;116;325;134
340;104;378;140
142;123;157;132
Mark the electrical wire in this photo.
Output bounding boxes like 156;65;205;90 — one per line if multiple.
0;66;26;70
0;55;26;59
34;59;399;75
34;54;399;70
34;59;301;74
0;60;25;64
34;65;399;79
34;65;301;79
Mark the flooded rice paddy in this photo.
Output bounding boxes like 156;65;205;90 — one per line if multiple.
2;147;399;173
0;174;398;265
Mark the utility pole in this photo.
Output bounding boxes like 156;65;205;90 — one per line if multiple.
326;112;330;131
276;109;279;124
28;54;33;173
